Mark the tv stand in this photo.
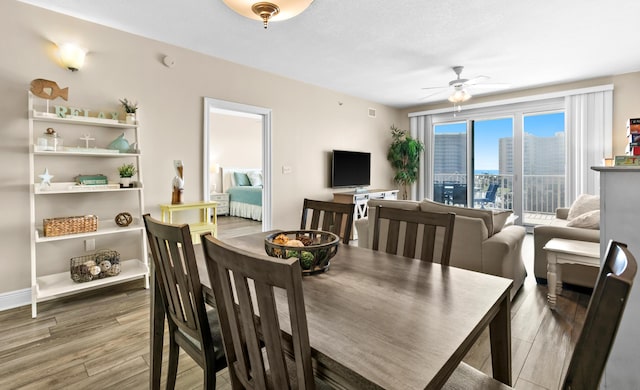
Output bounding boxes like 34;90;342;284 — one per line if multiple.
333;188;398;240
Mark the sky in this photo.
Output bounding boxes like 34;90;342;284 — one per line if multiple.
435;112;565;171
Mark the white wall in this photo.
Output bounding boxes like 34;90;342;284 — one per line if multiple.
0;1;402;296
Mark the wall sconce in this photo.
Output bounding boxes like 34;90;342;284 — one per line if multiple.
58;43;87;71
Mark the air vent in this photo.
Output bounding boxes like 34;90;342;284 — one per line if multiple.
368;108;376;118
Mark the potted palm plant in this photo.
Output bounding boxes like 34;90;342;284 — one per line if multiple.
387;125;424;200
117;163;137;188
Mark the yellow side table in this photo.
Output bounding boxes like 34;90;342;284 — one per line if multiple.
160;201;218;244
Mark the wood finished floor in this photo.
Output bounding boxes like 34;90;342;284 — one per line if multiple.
0;221;589;390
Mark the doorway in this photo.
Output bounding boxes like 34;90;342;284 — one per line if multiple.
202;98;272;233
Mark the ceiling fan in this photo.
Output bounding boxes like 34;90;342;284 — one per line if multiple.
421;66;508;104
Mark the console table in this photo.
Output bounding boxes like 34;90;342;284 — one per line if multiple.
160;201;218;244
333;189;398;239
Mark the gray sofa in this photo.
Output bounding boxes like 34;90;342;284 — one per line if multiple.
355;198;527;300
533;207;600;288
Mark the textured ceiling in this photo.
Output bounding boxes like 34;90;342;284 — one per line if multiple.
18;0;640;108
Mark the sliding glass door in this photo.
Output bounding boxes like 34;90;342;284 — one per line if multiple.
522;112;565;225
429;105;566;228
433;122;467;206
472;118;514;210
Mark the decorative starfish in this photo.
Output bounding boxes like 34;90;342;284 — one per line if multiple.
38;168;54;189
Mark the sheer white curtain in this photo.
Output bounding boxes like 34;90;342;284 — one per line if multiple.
565;88;613;201
410;115;432;200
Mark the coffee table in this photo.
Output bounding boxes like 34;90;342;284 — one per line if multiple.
544;238;600;309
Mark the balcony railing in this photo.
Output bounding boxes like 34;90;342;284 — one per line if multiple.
433;173;566;217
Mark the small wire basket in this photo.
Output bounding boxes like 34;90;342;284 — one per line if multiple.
70;249;121;283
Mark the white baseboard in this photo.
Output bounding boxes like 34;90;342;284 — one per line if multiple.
0;288;31;312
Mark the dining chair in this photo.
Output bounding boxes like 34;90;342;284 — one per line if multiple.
443;240;637;390
143;214;227;390
300;198;355;244
371;205;456;265
201;233;330;390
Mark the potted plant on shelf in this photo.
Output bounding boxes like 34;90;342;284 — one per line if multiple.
387;125;424;200
119;98;138;124
117;163;137;188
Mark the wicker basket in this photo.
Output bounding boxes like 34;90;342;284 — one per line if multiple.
70;249;121;283
43;215;98;237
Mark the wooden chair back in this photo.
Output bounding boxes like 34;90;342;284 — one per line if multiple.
143;214;224;389
301;198;355;244
372;206;456;265
562;240;637;389
201;233;316;389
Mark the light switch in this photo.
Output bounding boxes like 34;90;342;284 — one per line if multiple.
282;165;293;174
85;238;95;252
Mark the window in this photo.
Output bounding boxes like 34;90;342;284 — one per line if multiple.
411;85;613;227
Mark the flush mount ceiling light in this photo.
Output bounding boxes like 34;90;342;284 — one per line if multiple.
57;43;87;71
222;0;314;29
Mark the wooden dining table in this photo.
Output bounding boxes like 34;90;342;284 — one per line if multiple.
150;230;513;389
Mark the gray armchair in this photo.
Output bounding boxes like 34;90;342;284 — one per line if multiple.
533;207;600;288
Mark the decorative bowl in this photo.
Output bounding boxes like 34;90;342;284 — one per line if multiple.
264;230;340;275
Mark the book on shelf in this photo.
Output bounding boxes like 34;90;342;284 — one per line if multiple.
615;155;640;166
75;174;108;185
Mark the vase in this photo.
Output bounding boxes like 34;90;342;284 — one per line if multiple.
107;133;131;153
125;113;136;124
120;177;132;188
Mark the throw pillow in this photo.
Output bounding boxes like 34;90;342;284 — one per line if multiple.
567;194;600;220
567;210;600;229
420;199;494;236
492;210;513;234
247;170;263;187
233;172;251;186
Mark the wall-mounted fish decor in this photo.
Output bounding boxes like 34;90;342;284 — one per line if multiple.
30;79;69;101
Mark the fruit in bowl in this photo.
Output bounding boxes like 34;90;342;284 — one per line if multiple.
265;230;339;275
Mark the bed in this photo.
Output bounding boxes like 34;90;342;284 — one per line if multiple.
221;167;263;221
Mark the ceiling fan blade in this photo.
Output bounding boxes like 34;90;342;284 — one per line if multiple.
464;75;490;85
421;85;449;91
420;89;450;100
468;82;511;89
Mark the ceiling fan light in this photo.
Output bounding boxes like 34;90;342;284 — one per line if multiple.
448;88;471;103
222;0;314;28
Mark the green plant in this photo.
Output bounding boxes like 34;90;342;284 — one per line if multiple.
387;125;424;200
119;98;138;113
117;163;137;178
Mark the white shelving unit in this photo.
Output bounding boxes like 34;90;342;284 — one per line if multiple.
28;92;149;318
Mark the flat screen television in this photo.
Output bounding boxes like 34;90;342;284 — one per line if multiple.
331;150;371;188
